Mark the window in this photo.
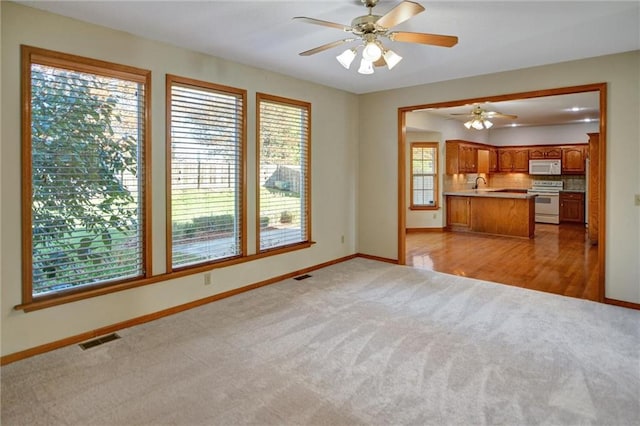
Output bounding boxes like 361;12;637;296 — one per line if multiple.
21;46;151;301
410;142;439;209
257;93;311;252
167;75;246;270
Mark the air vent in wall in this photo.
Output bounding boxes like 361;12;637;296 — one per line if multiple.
79;333;121;350
294;274;312;281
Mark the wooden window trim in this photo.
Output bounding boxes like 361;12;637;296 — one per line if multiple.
409;142;439;210
255;92;312;253
20;45;152;306
165;74;248;273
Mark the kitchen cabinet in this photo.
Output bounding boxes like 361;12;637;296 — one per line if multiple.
446;196;470;229
529;146;562;159
489;148;499;172
498;147;529;172
446;193;535;238
477;149;490;174
446;141;478;174
560;191;585;223
561;145;586;174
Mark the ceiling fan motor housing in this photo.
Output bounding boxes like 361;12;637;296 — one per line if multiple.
362;0;380;8
351;15;384;35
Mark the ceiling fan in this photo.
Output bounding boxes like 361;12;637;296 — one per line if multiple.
452;105;518;130
293;0;458;74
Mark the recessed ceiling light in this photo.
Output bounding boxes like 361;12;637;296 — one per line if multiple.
584;118;592;122
571;107;581;112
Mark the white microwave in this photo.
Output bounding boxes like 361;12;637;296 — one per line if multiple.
529;159;561;175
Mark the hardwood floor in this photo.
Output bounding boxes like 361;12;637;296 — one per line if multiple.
406;223;599;301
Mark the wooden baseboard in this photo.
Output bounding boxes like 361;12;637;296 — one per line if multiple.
406;227;444;233
1;254;358;366
356;253;398;264
603;298;640;311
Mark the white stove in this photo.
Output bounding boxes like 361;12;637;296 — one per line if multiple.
528;180;563;224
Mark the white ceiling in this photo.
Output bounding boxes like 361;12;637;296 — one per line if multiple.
18;0;640;96
415;91;601;129
15;1;638;127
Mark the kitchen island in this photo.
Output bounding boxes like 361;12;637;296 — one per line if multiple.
444;189;537;238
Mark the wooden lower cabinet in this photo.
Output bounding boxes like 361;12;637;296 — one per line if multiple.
446;196;470;229
446;195;535;238
560;191;585;223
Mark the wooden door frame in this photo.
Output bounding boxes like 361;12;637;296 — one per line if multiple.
397;83;607;302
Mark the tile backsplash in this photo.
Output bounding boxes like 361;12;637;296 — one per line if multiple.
444;173;586;192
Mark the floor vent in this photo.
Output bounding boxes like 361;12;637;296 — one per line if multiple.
79;333;121;350
294;274;312;281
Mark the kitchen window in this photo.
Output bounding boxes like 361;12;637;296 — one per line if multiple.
410;142;439;209
166;75;246;270
21;46;151;303
256;93;311;252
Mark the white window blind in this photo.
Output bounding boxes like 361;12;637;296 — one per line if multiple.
411;143;439;208
168;77;245;269
25;49;149;298
257;94;310;251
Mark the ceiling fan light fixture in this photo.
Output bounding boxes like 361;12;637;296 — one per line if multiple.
483;119;493;129
472;120;485;130
383;49;402;69
357;58;374;74
362;41;382;62
336;48;357;69
464;120;473;129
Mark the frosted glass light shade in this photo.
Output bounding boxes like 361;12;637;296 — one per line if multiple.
357;58;374;74
465;118;493;130
336;49;356;69
383;49;402;69
362;42;382;61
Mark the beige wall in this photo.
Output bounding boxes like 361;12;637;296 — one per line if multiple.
1;3;359;356
359;50;640;304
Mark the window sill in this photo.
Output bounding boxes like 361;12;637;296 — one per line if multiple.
15;241;315;313
409;206;439;211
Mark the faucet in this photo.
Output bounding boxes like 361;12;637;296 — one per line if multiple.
473;176;487;189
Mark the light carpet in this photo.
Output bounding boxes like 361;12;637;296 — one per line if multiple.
2;258;639;425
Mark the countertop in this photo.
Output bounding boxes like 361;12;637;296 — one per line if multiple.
444;189;537;199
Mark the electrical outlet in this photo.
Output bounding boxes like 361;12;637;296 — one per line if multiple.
635;194;640;206
432;213;437;219
204;272;212;286
341;235;345;244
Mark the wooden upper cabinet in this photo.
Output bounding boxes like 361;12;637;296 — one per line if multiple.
498;148;529;172
446;140;478;174
529;146;562;159
489;148;498;172
561;145;586;174
459;145;478;173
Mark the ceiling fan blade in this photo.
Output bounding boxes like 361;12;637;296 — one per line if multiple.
373;57;386;67
292;16;351;32
389;31;458;47
486;112;518;119
299;39;355;56
376;1;425;29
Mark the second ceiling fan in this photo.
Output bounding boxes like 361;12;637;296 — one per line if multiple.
293;0;458;74
452;105;518;130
